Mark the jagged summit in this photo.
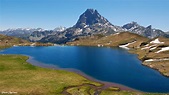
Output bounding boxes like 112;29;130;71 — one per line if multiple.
146;25;152;29
74;9;111;28
85;9;97;14
122;21;140;30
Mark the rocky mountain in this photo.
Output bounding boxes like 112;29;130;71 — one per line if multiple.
73;9;123;33
29;30;54;42
122;22;168;38
40;9;123;43
40;9;168;44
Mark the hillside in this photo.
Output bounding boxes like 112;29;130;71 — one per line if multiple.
0;34;53;49
0;34;30;49
138;37;169;77
67;32;149;47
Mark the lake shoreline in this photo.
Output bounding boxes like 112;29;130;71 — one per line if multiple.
128;50;169;78
26;55;139;92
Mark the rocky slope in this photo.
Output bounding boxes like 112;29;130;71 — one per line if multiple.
73;9;123;34
29;26;66;42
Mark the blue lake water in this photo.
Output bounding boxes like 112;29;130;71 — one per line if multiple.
0;46;169;93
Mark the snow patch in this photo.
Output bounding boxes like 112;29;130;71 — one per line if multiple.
76;29;82;33
113;33;120;35
145;44;149;46
150;38;164;44
13;45;18;47
156;46;169;53
31;43;36;46
97;44;103;47
141;44;157;50
145;58;169;62
119;41;136;50
150;47;157;50
84;25;89;28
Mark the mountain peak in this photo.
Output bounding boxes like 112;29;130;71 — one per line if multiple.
85;9;97;14
131;21;137;25
74;9;111;28
122;21;140;30
146;25;152;29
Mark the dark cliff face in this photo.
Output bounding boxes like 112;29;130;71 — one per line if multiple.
144;25;153;37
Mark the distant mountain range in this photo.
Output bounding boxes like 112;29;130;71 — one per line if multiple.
0;28;42;39
122;22;167;38
0;27;66;42
0;9;168;44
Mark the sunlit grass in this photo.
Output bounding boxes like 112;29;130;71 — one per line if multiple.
0;55;99;94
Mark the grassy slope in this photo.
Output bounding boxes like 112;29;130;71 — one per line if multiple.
0;34;53;49
0;55;166;95
0;55;100;95
67;32;149;47
0;34;30;49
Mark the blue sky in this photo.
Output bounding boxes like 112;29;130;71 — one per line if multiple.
0;0;169;31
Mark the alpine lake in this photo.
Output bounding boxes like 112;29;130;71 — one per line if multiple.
1;46;169;93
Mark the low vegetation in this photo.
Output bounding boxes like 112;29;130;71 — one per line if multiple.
0;34;29;49
0;34;53;49
0;55;99;94
67;32;149;47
